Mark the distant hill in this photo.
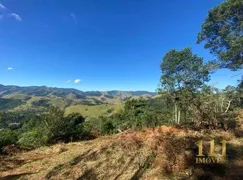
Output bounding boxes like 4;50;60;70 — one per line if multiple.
0;84;156;112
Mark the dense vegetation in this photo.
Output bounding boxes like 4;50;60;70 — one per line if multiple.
0;108;89;151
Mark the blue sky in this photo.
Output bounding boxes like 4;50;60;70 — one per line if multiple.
0;0;241;91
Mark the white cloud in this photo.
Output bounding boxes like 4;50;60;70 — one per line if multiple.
0;3;6;9
66;80;71;83
0;3;22;22
7;67;14;70
74;79;81;84
10;13;22;22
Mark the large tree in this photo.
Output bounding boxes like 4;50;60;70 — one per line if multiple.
197;0;243;70
160;48;211;124
160;48;211;92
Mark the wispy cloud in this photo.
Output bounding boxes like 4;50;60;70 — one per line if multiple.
0;3;22;22
7;67;14;71
74;79;81;84
10;13;22;22
66;80;71;83
0;3;6;9
70;13;78;24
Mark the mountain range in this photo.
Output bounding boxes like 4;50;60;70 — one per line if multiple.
0;84;156;112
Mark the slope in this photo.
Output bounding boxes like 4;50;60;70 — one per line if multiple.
1;125;243;180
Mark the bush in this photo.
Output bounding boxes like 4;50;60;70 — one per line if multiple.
0;129;18;150
122;99;170;129
42;108;86;142
83;117;101;136
101;118;116;135
83;116;116;135
17;129;48;149
65;113;85;125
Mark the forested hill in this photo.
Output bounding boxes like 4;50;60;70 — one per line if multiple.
0;84;156;111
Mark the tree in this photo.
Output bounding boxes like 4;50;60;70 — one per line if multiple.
197;0;243;70
42;107;85;143
160;48;211;124
191;86;237;130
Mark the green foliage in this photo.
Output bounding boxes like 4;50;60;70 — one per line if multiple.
122;99;155;129
0;107;88;151
0;110;41;129
186;85;239;129
42;108;86;143
65;113;85;125
125;98;170;128
21;118;44;133
197;0;243;70
84;98;171;135
0;113;7;128
160;48;212;124
0;129;18;150
31;99;51;108
160;47;211;92
237;79;243;107
224;85;242;108
17;129;49;149
159;47;241;127
100;118;116;135
0;98;23;111
83;116;116;135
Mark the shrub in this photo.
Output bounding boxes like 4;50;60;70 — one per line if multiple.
17;129;48;149
83;117;101;137
101;119;116;135
0;129;18;151
65;113;85;125
42;108;86;142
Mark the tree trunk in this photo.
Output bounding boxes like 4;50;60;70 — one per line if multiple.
174;103;177;124
178;109;181;124
174;103;181;124
224;99;233;113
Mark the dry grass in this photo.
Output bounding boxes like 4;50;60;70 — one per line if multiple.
0;123;243;180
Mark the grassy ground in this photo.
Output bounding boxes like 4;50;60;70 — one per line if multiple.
1;125;243;180
65;104;124;117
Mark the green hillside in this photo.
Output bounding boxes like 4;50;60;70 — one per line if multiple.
65;104;124;117
0;84;155;117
